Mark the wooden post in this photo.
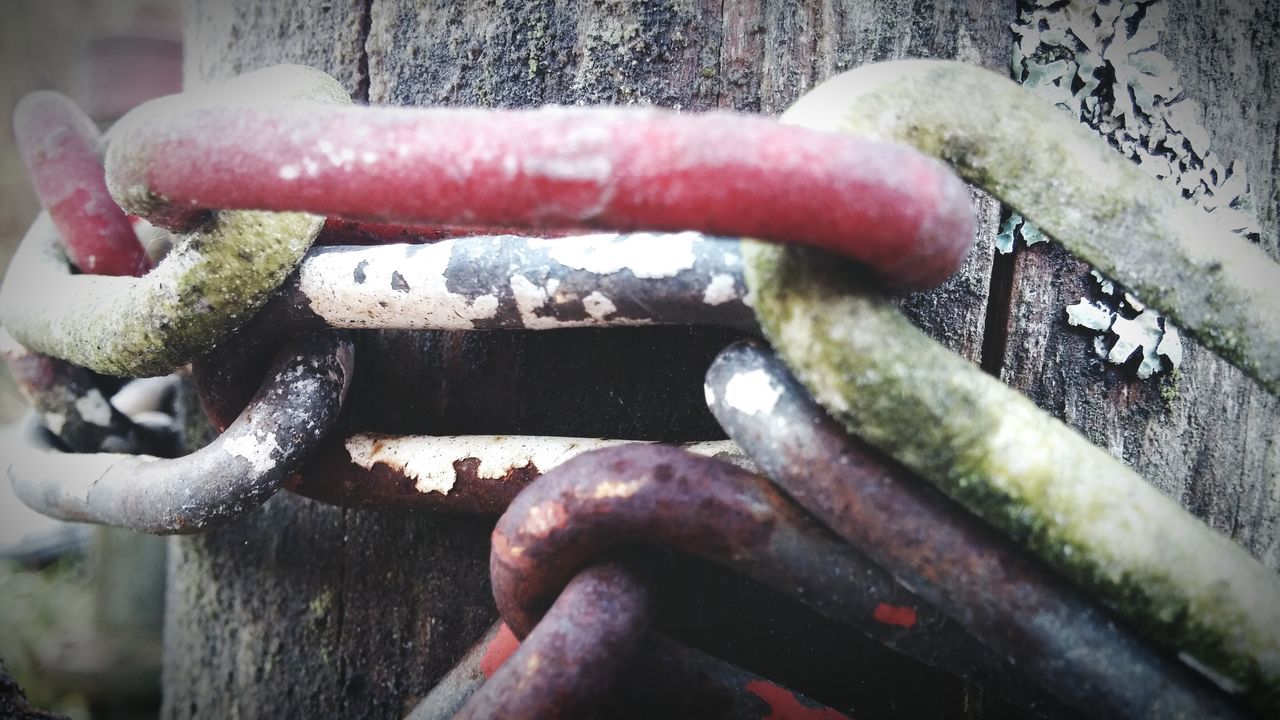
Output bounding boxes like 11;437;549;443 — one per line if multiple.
163;1;1278;717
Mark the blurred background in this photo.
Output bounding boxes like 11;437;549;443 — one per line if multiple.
1;3;180;717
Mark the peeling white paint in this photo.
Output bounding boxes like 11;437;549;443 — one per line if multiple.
74;389;115;427
343;434;640;495
544;232;699;278
581;291;617;320
299;243;500;329
510;274;557;329
702;273;737;305
724;369;784;416
223;432;280;474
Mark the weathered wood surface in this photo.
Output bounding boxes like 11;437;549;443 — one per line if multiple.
1000;0;1280;569
163;0;1276;718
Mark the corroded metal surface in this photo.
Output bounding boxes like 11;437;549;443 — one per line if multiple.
4;333;352;533
0;68;344;377
4;85;163;456
487;443;1058;710
103;66;975;289
293;435;748;513
705;340;1250;720
272;234;756;333
2;56;1273;719
457;562;653;720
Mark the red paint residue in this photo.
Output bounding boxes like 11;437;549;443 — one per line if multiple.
480;623;520;678
872;602;918;629
744;680;849;720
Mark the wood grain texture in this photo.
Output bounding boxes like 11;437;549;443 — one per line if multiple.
999;0;1280;570
183;0;371;99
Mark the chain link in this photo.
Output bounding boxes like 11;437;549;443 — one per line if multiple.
1;59;1275;718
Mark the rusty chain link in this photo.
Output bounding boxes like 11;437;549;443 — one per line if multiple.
2;59;1277;718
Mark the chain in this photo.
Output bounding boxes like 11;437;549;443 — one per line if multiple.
0;60;1275;718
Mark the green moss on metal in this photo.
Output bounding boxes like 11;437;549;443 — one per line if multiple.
744;241;1280;710
743;59;1280;711
783;60;1280;397
0;64;353;378
0;211;321;377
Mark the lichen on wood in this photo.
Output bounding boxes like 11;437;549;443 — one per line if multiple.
781;59;1280;397
1009;0;1254;381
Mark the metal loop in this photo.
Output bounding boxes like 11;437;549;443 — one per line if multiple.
4;333;353;533
0;68;347;377
456;562;653;720
485;443;1065;713
269;233;757;333
706;340;1249;719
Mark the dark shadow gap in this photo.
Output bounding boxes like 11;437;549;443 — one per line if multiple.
980;211;1017;378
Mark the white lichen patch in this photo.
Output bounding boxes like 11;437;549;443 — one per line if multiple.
702;273;738;305
222;431;281;474
73;389;115;427
994;213;1047;255
1065;297;1113;331
1011;0;1259;236
544;232;699;278
343;434;638;495
723;368;784;417
1065;273;1182;378
1012;0;1233;379
299;244;499;329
